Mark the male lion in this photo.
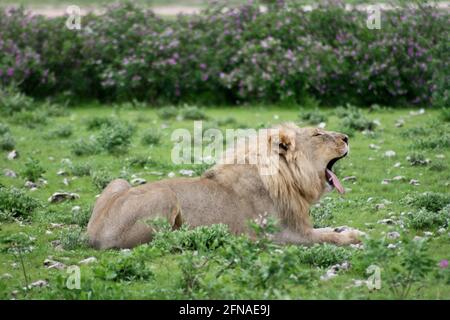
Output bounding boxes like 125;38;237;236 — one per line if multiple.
87;123;364;249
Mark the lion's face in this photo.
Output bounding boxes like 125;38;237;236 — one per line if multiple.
290;126;349;194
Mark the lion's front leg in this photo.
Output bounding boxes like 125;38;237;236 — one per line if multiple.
273;227;364;246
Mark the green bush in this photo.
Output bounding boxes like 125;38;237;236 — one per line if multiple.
86;117;118;131
20;157;46;182
60;227;87;250
157;106;178;120
405;208;449;230
0;133;15;151
2;2;446;106
91;169;114;191
0;186;41;220
69;162;93;177
71;139;101;156
94;252;154;281
47;125;73;139
10;110;48;128
297;244;353;268
0;123;10;135
96;122;134;154
181;106;208;120
300;108;327;125
0;86;35;116
141;128;162;146
405;192;450;213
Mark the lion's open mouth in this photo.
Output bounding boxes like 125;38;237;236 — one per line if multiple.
325;152;347;194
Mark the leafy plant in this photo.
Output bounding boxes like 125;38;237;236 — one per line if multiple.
141;128;162;146
0;186;41;220
94;252;154;281
20;157;46;182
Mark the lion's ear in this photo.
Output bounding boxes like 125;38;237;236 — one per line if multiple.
269;128;296;155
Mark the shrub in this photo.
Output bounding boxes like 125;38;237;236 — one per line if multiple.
86;117;118;131
405;208;449;230
407;152;429;166
69;162;93;177
71;139;100;156
91;169;114;191
0;86;35;116
413;133;450;150
297;244;353;268
0;133;15;151
405;192;450;213
94;252;154;281
157;106;178;120
358;237;434;299
20;157;46;182
150;222;232;253
96;122;134;154
299;108;327;125
141;128;162;146
441;108;450;122
310;197;335;228
341;111;376;131
0;123;10;135
60;227;87;250
181;106;208;120
0;186;41;220
47;125;73;138
10;110;48;128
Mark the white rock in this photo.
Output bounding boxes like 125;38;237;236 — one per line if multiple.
384;150;396;158
387;231;400;239
43;259;66;270
409;179;420;186
423;231;434;237
131;178;147;186
318;122;326;128
395;119;405;127
381;179;392;185
387;243;397;249
7;150;19;160
179;169;195;177
436;154;445;159
437;228;446;235
168;172;176;178
79;257;97;265
342;176;357;182
24;181;38;189
409;108;425;116
3;169;17;178
392;176;406;181
369;144;380;150
48;192;80;203
1;273;13;279
393;162;402;168
29;280;48;288
378;219;395;225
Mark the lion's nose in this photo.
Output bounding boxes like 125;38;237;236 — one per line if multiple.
342;135;349;145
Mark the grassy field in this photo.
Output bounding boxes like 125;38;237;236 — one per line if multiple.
1;103;449;299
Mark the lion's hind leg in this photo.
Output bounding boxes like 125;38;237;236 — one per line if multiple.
87;179;131;248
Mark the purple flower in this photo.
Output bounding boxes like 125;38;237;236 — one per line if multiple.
440;260;449;269
7;68;14;77
199;63;207;70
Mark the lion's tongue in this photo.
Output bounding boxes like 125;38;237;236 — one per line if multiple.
326;169;345;194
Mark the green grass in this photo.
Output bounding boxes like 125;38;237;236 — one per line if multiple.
1;104;449;299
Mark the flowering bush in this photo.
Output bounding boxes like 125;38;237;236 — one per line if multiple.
0;1;448;106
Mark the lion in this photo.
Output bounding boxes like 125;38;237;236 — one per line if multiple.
87;123;364;249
